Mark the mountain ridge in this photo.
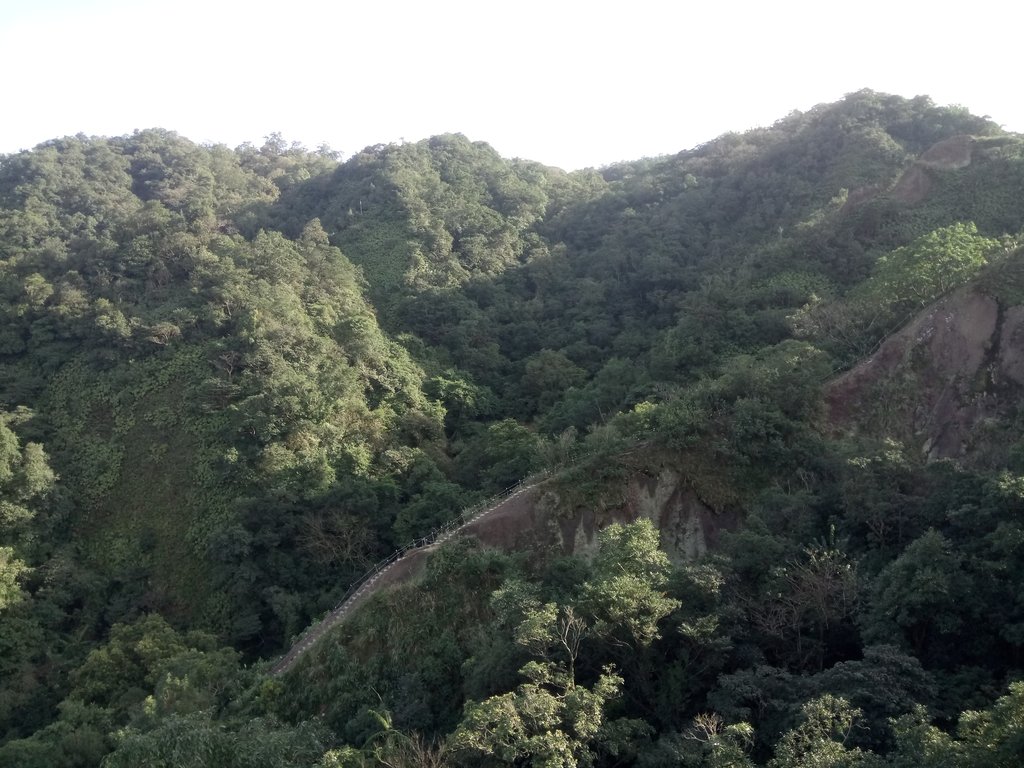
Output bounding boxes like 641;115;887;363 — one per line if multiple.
4;90;1024;766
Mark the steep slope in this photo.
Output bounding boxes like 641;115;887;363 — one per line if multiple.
250;92;1024;438
827;253;1024;467
0;133;454;649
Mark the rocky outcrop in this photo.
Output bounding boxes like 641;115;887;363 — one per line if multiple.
274;468;735;673
848;135;975;208
627;470;740;560
433;467;738;564
918;135;974;169
890;135;975;205
540;468;739;563
826;284;1022;464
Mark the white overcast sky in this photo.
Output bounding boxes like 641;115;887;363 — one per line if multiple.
1;0;1021;170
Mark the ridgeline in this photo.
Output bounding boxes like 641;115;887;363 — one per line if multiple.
3;91;1024;766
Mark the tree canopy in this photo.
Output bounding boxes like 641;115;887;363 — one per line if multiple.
2;92;1024;766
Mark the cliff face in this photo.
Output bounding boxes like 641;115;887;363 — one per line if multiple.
888;134;975;205
553;469;742;562
826;283;1024;465
458;469;740;564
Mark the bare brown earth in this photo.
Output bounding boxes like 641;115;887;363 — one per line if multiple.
458;485;547;550
272;482;549;675
893;135;974;204
918;135;974;169
826;284;1023;463
459;467;740;564
273;465;737;674
848;135;975;209
554;469;741;562
890;164;933;205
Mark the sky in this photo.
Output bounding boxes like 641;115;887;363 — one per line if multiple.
1;0;1022;170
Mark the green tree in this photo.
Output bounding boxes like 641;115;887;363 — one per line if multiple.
455;419;542;493
681;713;756;768
582;519;681;649
0;412;56;611
953;681;1024;768
862;530;972;659
886;707;959;768
518;350;587;416
451;599;625;768
769;695;876;768
864;222;998;308
451;521;675;766
103;713;330;768
887;683;1024;768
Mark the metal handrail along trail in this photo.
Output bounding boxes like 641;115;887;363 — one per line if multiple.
270;471;548;675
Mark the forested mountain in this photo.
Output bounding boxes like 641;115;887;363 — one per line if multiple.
2;90;1024;766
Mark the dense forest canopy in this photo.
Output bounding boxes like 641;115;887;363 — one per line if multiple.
2;90;1024;766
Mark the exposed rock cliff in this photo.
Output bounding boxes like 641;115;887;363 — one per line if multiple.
459;468;739;564
826;281;1024;465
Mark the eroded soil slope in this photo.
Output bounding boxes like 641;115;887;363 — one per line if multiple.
826;283;1024;464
